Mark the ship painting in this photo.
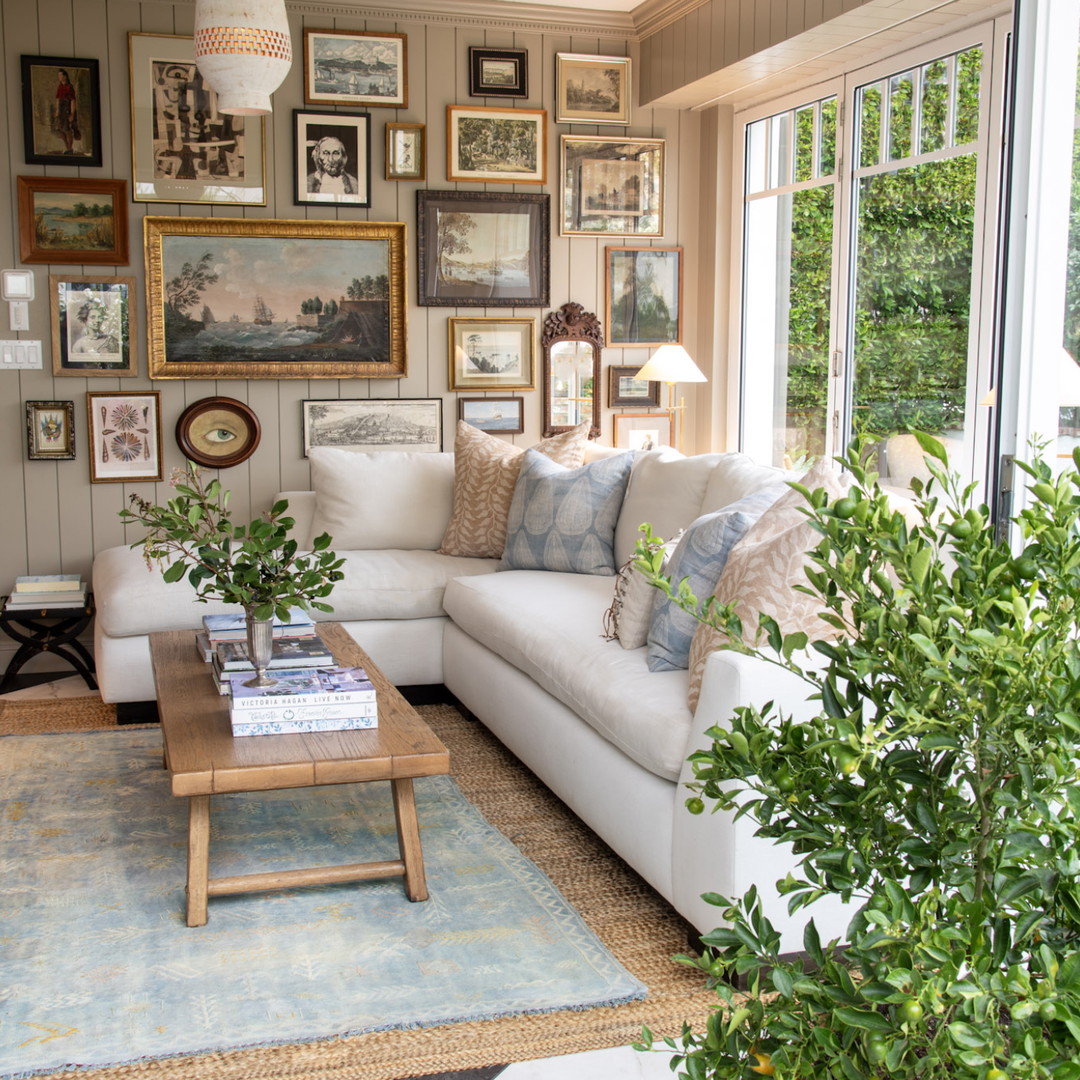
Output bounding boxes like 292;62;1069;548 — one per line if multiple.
252;297;274;325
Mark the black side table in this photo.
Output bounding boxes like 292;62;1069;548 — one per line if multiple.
0;594;97;695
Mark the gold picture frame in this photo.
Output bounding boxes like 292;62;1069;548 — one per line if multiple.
144;216;407;380
448;317;536;391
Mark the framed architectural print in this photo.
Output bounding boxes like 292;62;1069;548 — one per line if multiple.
613;412;673;451
175;396;261;468
86;391;163;483
560;135;665;237
128;32;265;205
468;47;528;98
458;397;525;434
17;177;128;266
293;109;371;206
385;122;425;181
301;398;443;454
303;29;408;108
446;106;546;184
26;401;76;461
50;275;137;377
448;317;536;391
21;55;102;166
605;246;683;346
608;365;660;408
554;53;631;125
417;189;550;307
145;216;407;380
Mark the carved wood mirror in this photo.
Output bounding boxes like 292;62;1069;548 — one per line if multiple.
541;302;602;438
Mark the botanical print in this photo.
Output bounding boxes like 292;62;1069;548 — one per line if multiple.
87;392;162;482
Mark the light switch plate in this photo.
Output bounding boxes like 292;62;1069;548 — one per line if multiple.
0;340;43;369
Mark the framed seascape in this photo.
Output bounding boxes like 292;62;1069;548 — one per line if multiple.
554;53;630;125
17;177;128;266
86;391;163;483
26;401;76;461
128;33;265;205
446;106;546;184
301;398;443;455
560;136;665;237
458;397;524;434
21;55;102;166
303;29;408;109
605;246;683;346
50;275;137;377
448;317;536;391
144;217;407;380
416;189;550;307
293;109;371;207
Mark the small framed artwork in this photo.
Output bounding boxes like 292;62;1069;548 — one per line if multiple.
469;47;528;98
446;105;547;185
50;276;137;377
385;122;425;181
21;55;103;166
458;397;525;434
608;365;660;408
554;53;631;125
175;397;262;469
26;401;76;461
560;135;665;237
293;109;371;206
606;246;683;347
86;391;163;483
303;29;408;109
449;317;536;391
417;189;550;307
301;398;443;455
17;177;128;266
128;33;265;206
613;412;673;451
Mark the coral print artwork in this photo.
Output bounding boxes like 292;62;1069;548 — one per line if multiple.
86;392;163;483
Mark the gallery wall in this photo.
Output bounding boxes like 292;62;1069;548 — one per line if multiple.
0;0;702;653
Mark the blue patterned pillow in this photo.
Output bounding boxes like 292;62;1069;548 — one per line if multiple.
646;485;786;671
501;450;635;575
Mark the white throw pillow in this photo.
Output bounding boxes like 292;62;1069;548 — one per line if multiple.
602;534;681;650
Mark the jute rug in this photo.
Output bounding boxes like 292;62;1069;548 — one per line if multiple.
0;696;713;1080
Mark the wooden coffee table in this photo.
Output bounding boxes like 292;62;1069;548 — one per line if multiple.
149;623;450;927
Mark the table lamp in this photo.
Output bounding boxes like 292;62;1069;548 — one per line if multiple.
634;345;707;452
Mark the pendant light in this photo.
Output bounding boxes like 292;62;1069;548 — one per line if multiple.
193;0;292;116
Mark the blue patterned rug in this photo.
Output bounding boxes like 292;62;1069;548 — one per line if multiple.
0;728;645;1078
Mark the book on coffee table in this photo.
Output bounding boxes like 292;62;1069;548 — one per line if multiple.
203;611;316;642
215;637;335;671
227;666;376;710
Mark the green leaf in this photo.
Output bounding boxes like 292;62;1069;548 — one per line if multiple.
833;1007;893;1033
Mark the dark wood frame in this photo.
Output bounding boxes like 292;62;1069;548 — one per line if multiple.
458;396;525;434
303;29;408;108
608;364;661;408
21;54;103;166
385;122;425;181
446;105;547;184
86;390;164;483
417;189;550;307
17;177;128;266
26;400;76;461
293;109;372;207
605;246;683;347
468;47;529;98
542;302;603;439
301;398;444;455
448;317;536;391
175;397;262;469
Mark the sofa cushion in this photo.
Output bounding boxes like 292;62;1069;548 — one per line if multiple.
444;570;694;781
438;421;591;559
502;450;634;576
602;534;680;649
308;448;455;551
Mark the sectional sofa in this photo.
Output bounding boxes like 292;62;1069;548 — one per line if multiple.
92;423;849;950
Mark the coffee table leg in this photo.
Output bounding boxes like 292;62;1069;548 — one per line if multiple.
391;778;428;902
186;795;211;927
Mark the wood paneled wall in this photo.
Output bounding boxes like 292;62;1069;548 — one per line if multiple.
0;0;700;666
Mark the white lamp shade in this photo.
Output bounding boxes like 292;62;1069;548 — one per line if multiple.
194;0;292;116
634;344;708;384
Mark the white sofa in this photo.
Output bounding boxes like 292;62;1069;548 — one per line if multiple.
92;443;845;950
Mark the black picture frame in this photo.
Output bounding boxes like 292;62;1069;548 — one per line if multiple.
21;54;103;167
293;109;371;207
416;189;550;308
468;47;529;98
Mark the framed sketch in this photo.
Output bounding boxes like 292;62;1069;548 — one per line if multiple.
560;135;665;237
17;177;128;266
613;412;673;451
50;276;136;377
555;53;631;125
417;189;550;308
458;397;524;434
144;216;407;380
447;106;546;184
86;391;163;483
469;47;528;98
21;55;102;166
608;365;660;408
175;397;261;469
301;398;443;455
449;317;536;391
293;109;371;207
606;246;683;346
26;401;76;461
303;29;408;109
128;32;265;205
385;122;425;181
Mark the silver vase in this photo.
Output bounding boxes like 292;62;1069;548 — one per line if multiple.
243;609;277;688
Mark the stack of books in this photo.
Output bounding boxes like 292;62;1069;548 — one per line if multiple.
210;636;336;694
5;575;88;612
227;666;379;737
196;610;317;662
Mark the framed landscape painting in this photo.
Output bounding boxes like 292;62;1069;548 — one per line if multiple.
554;53;630;125
21;55;102;166
469;47;528;98
301;398;443;454
50;275;137;377
303;29;408;108
446;106;546;184
144;216;407;380
608;365;660;408
605;246;682;346
560;135;665;237
86;391;163;483
417;189;550;307
448;317;536;391
17;177;128;265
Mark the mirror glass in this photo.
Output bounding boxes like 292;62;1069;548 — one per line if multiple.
542;303;602;437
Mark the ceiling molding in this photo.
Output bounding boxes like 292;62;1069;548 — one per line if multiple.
631;0;710;41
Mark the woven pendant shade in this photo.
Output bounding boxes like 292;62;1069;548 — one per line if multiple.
193;0;292;116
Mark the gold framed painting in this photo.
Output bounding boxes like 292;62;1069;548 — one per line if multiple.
144;216;407;380
448;317;536;390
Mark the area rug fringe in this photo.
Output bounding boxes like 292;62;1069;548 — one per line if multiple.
1;696;714;1080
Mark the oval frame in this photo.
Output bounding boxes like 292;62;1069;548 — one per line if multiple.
175;396;261;469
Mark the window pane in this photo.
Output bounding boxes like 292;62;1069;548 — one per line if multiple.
821;98;837;174
1059;32;1080;461
860;83;882;168
920;59;949;153
955;47;982;144
889;72;915;160
795;105;815;182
